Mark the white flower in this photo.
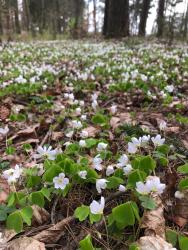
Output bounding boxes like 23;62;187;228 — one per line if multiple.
78;170;87;179
141;135;150;144
75;107;81;115
136;176;166;195
97;142;108;152
91;93;98;101
0;126;9;136
118;185;126;192
65;130;74;138
79;140;87;148
79;100;85;106
110;105;117;114
96;179;108;193
90;196;105;214
106;165;114;176
175;191;184;199
165;85;174;93
3;164;22;184
72;120;83;129
68;93;75;101
117;154;129;168
131;137;142;147
159;121;167;130
80;130;89;138
35;163;45;176
136;181;150;195
81;114;87;121
146;176;166;194
53;173;69;190
128;142;138;154
92;155;103;171
33;145;58;160
151;134;165;146
92;100;98;110
123;164;133;175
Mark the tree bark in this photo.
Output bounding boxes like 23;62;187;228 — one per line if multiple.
103;0;129;38
138;0;151;36
93;0;97;34
14;0;21;34
157;0;165;37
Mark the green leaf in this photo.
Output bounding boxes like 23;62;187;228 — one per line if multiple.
166;229;178;247
139;196;156;210
157;145;170;155
129;243;140;250
92;113;108;127
178;235;188;250
127;170;147;188
74;205;90;222
107;176;124;189
6;211;23;233
41;188;51;201
27;176;41;188
89;212;102;224
7;193;16;207
178;178;188;190
112;201;136;229
42;165;62;182
0;210;7;221
20;206;33;226
79;235;95;250
132;156;156;175
177;164;188;174
30;192;45;207
85;139;98;148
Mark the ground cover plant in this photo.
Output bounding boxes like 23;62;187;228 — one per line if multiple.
0;40;188;249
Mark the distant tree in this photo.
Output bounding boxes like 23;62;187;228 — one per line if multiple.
0;1;3;35
157;0;165;37
13;0;21;34
103;0;129;38
138;0;151;36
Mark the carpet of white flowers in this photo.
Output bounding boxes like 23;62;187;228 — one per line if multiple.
0;40;188;249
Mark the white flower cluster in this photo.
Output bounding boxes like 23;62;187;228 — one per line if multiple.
136;176;166;195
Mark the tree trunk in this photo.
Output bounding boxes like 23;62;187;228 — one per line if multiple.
157;0;165;37
138;0;151;36
14;0;21;34
93;0;97;34
22;0;30;31
73;0;84;38
0;3;3;35
103;0;129;38
183;3;188;39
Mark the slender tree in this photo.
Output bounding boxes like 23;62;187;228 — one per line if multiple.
157;0;165;37
13;0;21;34
138;0;151;36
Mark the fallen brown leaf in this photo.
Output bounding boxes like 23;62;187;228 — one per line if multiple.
141;193;165;238
6;237;45;250
32;205;50;226
82;126;99;137
138;236;175;250
33;216;74;243
0;178;10;204
110;117;120;130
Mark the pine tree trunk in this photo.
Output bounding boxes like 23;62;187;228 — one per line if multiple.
138;0;151;36
103;0;129;38
157;0;165;37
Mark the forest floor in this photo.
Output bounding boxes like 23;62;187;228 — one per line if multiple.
0;40;188;250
